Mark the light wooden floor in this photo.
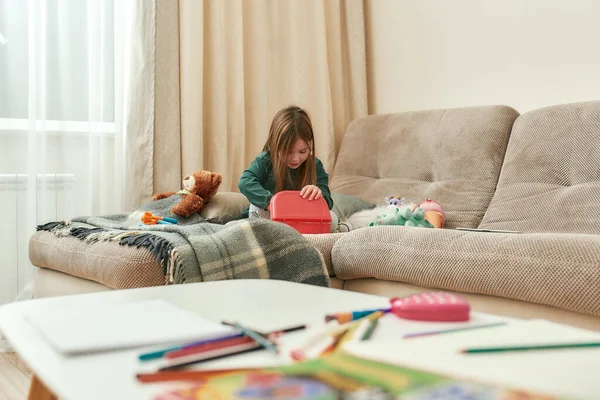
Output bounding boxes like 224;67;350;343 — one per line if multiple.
0;353;32;400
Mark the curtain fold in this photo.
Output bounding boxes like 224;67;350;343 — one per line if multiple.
123;0;156;211
154;0;182;195
176;0;368;192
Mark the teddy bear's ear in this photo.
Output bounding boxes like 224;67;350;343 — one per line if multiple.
385;196;390;202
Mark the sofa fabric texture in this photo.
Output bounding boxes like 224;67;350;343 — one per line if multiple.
480;101;600;234
330;226;600;317
30;231;166;289
330;105;519;229
304;233;345;276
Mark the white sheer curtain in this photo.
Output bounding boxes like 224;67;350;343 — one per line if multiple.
0;0;142;304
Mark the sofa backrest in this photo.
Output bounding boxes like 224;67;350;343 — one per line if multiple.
480;101;600;234
331;106;519;228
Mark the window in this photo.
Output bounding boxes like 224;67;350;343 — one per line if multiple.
0;0;116;123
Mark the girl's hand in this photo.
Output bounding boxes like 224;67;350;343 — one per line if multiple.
300;185;322;201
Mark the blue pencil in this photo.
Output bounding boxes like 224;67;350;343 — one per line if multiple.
139;323;306;361
232;322;279;354
138;333;243;361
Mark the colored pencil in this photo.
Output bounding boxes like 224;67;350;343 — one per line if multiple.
319;330;348;357
165;336;255;359
402;322;507;339
139;323;306;362
158;342;263;371
220;321;307;336
136;368;258;383
361;311;383;340
335;311;382;349
324;308;389;323
289;321;356;361
231;322;279;354
461;341;600;354
138;332;244;361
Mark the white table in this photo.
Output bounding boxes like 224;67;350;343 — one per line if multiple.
0;280;598;399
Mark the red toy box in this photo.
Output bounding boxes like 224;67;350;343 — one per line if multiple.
270;190;331;234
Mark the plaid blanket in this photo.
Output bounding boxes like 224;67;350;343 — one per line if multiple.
37;195;329;287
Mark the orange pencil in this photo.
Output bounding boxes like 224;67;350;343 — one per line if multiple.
136;368;258;383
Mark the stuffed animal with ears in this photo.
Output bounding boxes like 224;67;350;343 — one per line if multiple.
369;205;433;228
385;196;406;207
151;170;222;217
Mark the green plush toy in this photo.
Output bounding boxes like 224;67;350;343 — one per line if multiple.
369;206;434;228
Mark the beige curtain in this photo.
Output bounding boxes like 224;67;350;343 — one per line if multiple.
176;0;369;192
154;0;182;195
125;0;182;209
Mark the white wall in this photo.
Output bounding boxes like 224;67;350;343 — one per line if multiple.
366;0;600;114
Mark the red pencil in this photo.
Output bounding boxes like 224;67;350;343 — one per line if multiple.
159;342;263;371
165;335;255;359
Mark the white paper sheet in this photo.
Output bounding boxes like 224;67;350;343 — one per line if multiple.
342;319;600;399
25;299;235;355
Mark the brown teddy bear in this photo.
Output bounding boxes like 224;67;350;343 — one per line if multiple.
151;170;222;217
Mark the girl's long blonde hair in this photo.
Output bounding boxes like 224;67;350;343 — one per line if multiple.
263;106;317;193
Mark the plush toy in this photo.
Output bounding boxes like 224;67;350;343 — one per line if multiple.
418;198;445;228
369;205;434;228
151;170;223;217
385;196;406;207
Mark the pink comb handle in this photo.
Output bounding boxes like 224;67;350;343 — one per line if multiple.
390;292;470;322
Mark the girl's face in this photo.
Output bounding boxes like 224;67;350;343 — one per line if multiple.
286;139;310;169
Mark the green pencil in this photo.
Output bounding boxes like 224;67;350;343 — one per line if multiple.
360;311;383;341
461;341;600;354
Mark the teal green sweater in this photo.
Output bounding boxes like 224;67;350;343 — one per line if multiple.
238;152;334;215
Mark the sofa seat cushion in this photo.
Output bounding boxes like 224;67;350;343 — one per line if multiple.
29;231;166;290
330;105;519;228
331;226;600;316
480;101;600;234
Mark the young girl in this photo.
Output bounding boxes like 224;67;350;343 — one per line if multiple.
238;105;338;232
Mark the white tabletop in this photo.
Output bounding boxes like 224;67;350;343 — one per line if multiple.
0;279;595;399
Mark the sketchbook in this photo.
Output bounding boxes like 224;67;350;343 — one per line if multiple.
25;299;235;355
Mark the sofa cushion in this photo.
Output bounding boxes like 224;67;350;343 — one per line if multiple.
331;192;376;219
331;106;519;228
331;226;600;316
480;101;600;234
200;192;249;221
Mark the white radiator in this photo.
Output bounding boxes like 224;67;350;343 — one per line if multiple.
0;174;76;305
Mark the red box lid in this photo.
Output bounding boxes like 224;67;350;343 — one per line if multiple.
270;191;332;223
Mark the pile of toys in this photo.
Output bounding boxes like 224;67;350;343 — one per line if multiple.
370;197;445;228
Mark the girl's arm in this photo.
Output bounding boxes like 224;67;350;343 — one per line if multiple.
238;158;273;210
316;159;334;210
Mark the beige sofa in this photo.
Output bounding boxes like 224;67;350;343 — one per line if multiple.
29;100;600;331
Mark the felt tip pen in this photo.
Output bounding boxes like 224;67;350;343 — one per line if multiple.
324;308;389;323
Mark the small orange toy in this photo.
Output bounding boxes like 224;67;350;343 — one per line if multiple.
141;212;178;225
